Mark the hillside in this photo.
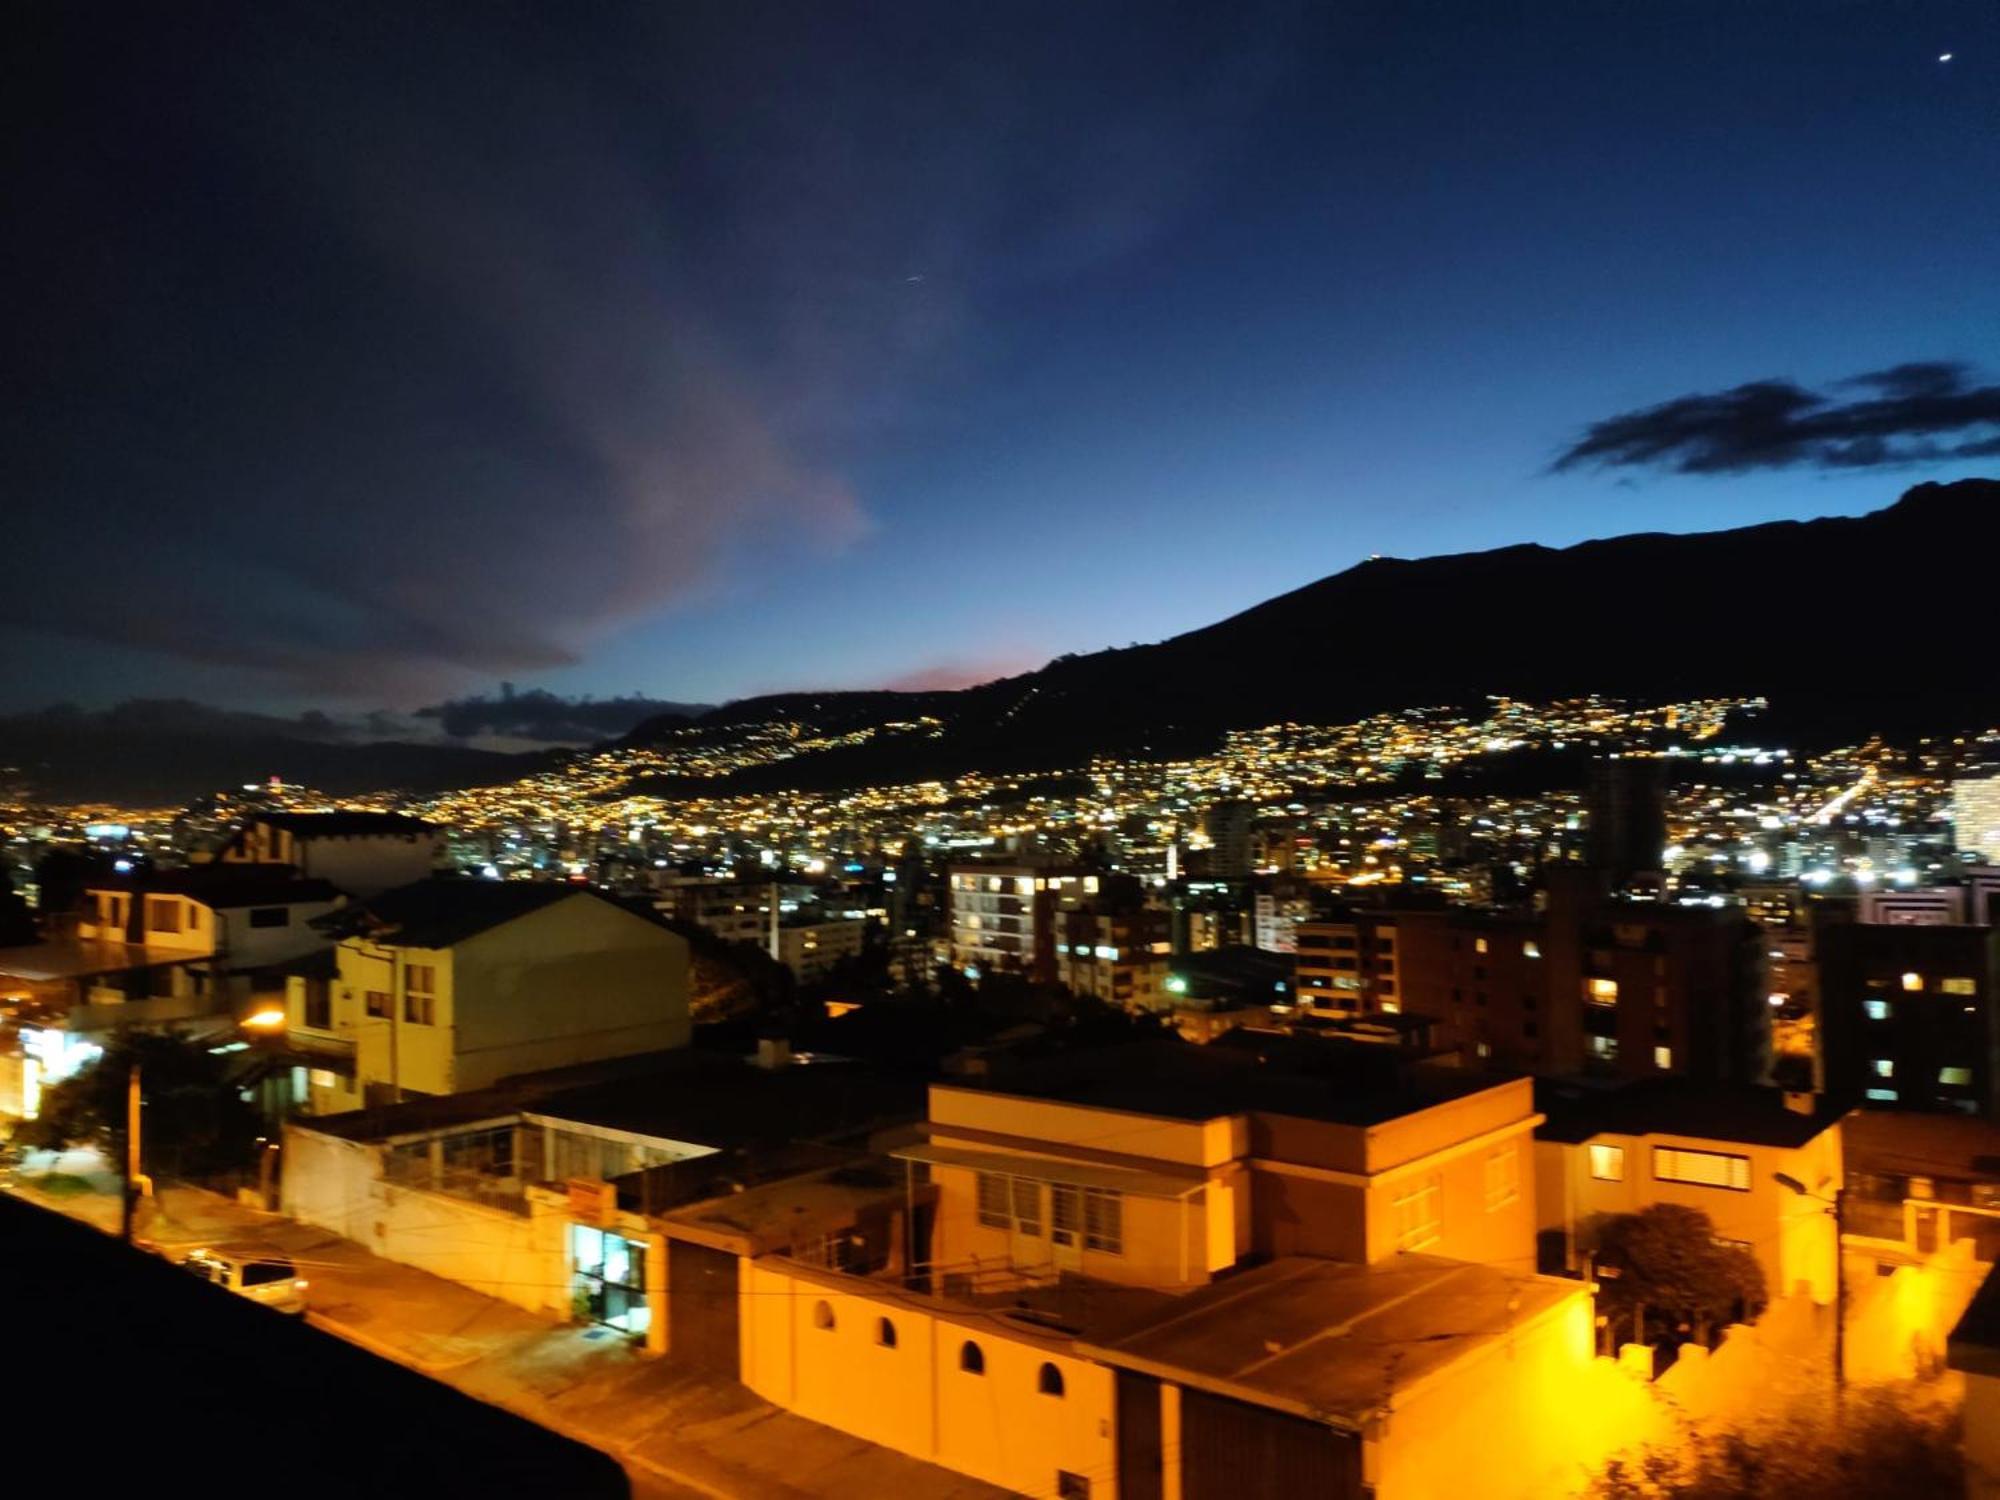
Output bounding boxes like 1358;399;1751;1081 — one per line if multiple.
626;478;2000;788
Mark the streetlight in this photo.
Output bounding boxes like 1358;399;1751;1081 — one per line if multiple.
1774;1170;1845;1410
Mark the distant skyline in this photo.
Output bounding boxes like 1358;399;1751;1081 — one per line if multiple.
6;1;1997;713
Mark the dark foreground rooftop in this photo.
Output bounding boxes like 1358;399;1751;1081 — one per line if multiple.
1;1193;624;1499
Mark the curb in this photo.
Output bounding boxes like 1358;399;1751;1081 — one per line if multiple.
305;1309;484;1376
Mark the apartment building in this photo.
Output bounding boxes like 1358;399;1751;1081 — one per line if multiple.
947;861;1096;981
286;879;689;1112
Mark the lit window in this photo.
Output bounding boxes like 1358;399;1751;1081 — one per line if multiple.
1653;1147;1750;1192
1393;1173;1443;1250
308;1068;336;1089
1588;1144;1625;1182
1901;972;1924;993
1587;978;1619;1005
1940;1067;1972;1087
1475;937;1490;955
1941;978;1978;996
1865;1087;1898;1102
1872;1059;1894;1078
1863;999;1891;1021
1523;940;1541;959
1483;1144;1520;1212
1653;1045;1673;1070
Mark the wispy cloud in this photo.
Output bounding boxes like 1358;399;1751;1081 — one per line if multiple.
1554;361;2000;476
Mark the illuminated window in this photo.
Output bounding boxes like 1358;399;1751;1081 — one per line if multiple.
308;1068;336;1089
1523;940;1541;959
1863;999;1891;1021
1865;1087;1898;1102
1587;978;1619;1005
1901;972;1924;993
1588;1144;1625;1182
1394;1173;1443;1250
1653;1147;1750;1192
1475;937;1489;955
1872;1059;1894;1078
1484;1144;1520;1211
1941;1067;1973;1087
1942;978;1978;996
1654;1045;1673;1070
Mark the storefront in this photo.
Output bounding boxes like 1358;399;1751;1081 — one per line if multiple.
568;1223;650;1337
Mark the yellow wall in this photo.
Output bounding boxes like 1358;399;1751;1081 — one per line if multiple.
1361;1125;1538;1268
1368;1288;1603;1500
450;895;689;1092
1547;1123;1843;1303
930;1085;1243;1168
929;1161;1213;1290
741;1258;1115;1499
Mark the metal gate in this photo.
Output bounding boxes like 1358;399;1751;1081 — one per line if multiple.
1115;1371;1164;1500
667;1240;741;1378
1181;1388;1360;1500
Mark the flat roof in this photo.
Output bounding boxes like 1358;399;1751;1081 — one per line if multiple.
954;1039;1517;1130
1080;1255;1580;1430
91;866;343;908
0;938;200;983
1535;1077;1848;1149
300;1046;924;1156
1845;1110;2000;1182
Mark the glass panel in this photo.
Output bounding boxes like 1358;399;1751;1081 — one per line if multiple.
570;1224;605;1276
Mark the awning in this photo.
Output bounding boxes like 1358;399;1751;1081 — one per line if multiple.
890;1140;1205;1200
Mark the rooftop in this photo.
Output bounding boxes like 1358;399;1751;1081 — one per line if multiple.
0;938;200;983
93;865;343;909
1845;1110;2000;1182
956;1038;1517;1129
301;1046;925;1159
1080;1255;1581;1430
1534;1077;1848;1149
318;877;663;949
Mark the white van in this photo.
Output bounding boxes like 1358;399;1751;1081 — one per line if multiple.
178;1246;309;1315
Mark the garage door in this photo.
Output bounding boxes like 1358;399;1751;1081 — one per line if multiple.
667;1240;740;1378
1180;1388;1360;1500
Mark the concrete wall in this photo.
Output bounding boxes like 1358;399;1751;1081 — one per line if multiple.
451;896;690;1092
741;1258;1115;1498
282;1123;569;1317
930;1085;1243;1168
1369;1289;1603;1500
1362;1126;1538;1267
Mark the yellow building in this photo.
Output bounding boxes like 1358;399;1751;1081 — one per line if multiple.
286;880;690;1112
1534;1078;1847;1302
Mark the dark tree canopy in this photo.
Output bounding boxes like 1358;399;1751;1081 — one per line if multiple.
20;1028;261;1177
1594;1203;1768;1343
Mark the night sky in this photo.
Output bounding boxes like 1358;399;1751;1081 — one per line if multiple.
7;2;1997;717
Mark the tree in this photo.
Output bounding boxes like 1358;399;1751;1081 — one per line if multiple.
1593;1203;1767;1349
20;1029;261;1179
1593;1385;1960;1499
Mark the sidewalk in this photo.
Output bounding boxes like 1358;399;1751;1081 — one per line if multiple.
6;1166;1009;1500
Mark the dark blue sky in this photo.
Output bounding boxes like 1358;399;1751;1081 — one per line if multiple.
6;1;1997;714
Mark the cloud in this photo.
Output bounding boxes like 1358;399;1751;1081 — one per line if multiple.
1554;361;2000;475
2;7;1296;708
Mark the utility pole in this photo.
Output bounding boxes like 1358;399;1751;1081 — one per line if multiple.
1832;1186;1847;1415
121;1062;142;1244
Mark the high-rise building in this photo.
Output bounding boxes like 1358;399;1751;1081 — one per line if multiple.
1586;757;1667;889
947;861;1096;981
1954;775;2000;859
1817;914;2000;1118
1203;800;1254;879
